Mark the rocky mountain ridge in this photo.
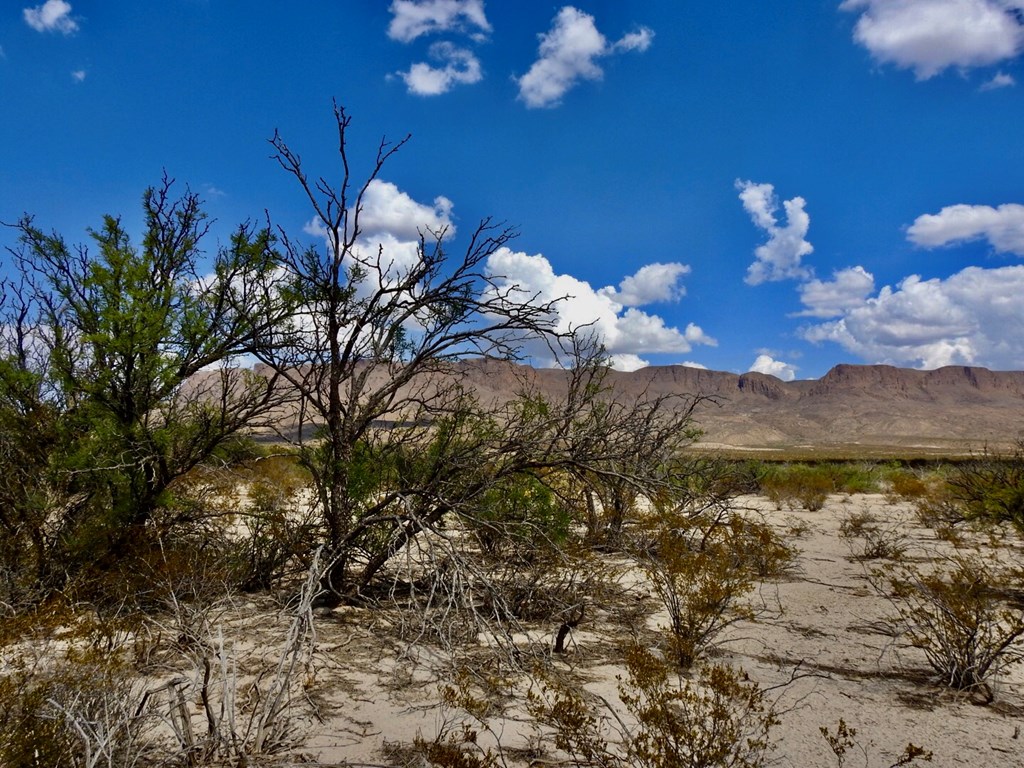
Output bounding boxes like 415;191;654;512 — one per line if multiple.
452;360;1024;453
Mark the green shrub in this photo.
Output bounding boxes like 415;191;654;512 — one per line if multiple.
470;473;571;560
886;470;931;501
942;442;1024;532
759;464;832;511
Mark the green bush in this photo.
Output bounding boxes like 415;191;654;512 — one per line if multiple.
470;473;571;560
942;442;1024;532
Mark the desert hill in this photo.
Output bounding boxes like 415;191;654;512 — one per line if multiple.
251;360;1024;455
446;360;1024;454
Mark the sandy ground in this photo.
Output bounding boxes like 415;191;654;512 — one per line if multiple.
235;492;1021;768
13;493;1016;766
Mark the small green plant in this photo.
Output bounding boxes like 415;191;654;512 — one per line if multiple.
820;718;932;767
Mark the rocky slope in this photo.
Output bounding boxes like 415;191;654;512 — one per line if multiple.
452;360;1024;453
252;360;1024;454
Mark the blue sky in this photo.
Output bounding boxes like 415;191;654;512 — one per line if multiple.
3;1;1024;380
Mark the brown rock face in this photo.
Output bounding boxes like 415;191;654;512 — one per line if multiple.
450;361;1024;453
249;360;1024;454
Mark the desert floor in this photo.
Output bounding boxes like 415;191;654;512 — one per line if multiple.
224;492;1022;768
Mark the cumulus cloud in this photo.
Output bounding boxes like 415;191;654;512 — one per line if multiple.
516;6;654;108
802;265;1024;369
907;203;1024;255
23;0;77;34
736;180;814;285
484;247;715;370
304;179;455;287
387;0;490;43
358;180;454;241
599;262;690;307
981;70;1017;89
795;266;876;318
396;42;483;95
748;354;799;382
840;0;1024;79
71;69;85;82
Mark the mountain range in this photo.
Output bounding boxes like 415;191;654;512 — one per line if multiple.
448;360;1024;455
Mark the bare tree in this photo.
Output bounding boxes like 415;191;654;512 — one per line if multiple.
257;104;708;627
257;104;570;597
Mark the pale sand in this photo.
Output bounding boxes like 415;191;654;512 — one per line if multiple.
211;494;1024;767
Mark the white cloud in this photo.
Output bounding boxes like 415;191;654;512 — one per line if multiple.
484;247;715;370
802;265;1024;369
981;70;1017;89
396;42;483;95
907;203;1024;255
599;262;690;306
387;0;490;43
736;180;814;285
304;178;455;287
748;354;798;382
612;27;654;53
516;6;654;109
795;266;876;318
71;69;85;82
23;0;78;35
608;354;648;372
840;0;1024;79
358;179;454;241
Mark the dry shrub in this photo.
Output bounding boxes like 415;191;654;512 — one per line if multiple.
876;554;1024;702
913;494;967;530
886;471;931;501
529;645;777;768
0;611;158;768
638;512;757;668
839;511;907;561
0;553;322;767
232;454;319;591
725;515;797;579
820;718;932;767
381;666;514;768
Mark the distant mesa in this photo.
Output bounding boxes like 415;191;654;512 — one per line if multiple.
249;360;1024;455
